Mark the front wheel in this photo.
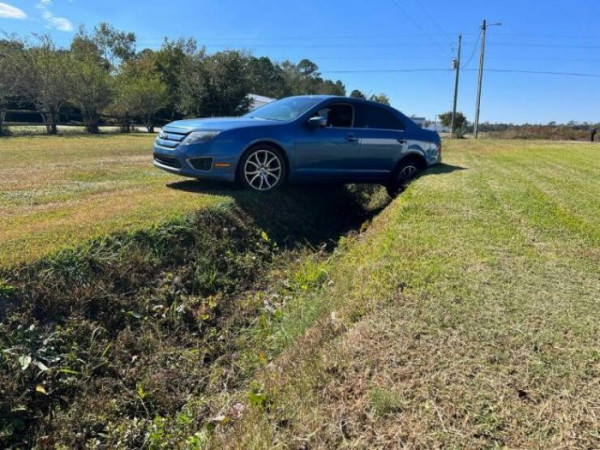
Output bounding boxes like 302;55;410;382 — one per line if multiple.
386;160;421;197
239;145;286;192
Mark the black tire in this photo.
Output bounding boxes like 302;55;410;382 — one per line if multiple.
386;159;422;197
238;144;286;192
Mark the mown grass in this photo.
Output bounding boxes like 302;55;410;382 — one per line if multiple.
0;134;229;266
4;125;150;136
212;140;600;448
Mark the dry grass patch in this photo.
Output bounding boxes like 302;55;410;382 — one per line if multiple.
0;134;229;266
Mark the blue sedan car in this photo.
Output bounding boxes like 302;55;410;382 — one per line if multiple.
153;95;441;196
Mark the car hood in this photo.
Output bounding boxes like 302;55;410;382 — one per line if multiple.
163;117;282;133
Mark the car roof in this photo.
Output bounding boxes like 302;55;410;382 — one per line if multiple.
287;94;397;109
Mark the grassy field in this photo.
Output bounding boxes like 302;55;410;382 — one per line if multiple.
213;140;600;448
1;136;599;447
0;134;228;266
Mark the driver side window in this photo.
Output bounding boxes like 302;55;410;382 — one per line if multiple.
316;104;354;128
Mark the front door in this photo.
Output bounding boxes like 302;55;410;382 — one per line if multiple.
293;102;361;180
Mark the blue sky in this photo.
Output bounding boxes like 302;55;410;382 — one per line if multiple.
2;0;600;124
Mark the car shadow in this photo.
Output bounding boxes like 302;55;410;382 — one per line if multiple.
166;163;465;248
167;180;390;249
424;163;467;176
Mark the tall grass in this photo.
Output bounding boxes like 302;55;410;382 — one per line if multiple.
0;184;386;448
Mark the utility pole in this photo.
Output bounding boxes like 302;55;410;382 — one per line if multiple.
473;19;501;139
451;33;462;137
473;20;487;139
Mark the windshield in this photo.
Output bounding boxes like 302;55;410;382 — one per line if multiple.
244;97;323;121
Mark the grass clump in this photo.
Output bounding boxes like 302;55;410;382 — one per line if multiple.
370;388;405;417
0;183;386;448
0;205;274;448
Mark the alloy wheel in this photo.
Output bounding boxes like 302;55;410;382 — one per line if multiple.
398;164;418;186
243;149;283;191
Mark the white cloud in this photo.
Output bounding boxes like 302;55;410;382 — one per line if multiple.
36;0;73;32
0;2;27;19
42;10;73;31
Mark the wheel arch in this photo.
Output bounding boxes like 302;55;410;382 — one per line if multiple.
393;152;428;175
236;140;290;184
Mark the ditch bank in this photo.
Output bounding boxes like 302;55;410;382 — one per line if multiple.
0;184;388;448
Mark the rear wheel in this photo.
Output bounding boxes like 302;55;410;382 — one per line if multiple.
239;145;286;192
386;160;422;197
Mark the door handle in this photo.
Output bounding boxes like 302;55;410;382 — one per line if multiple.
346;134;359;143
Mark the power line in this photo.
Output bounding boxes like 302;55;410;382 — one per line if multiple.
314;55;600;62
482;68;600;78
462;31;481;69
413;0;449;37
321;68;452;74
491;32;600;40
389;0;453;54
302;55;460;61
48;34;600;50
487;56;600;62
489;42;600;49
318;68;600;78
203;42;462;49
148;40;600;51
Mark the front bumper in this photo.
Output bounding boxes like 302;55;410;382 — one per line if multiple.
152;144;237;182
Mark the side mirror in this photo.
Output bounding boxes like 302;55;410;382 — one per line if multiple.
307;116;327;128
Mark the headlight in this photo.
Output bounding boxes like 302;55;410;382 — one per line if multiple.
181;131;220;145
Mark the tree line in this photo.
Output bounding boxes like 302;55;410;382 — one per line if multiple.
0;23;389;136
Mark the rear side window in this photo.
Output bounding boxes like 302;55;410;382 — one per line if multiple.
356;104;405;131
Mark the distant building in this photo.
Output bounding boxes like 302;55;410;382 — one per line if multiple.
248;94;275;110
425;123;451;133
410;115;426;128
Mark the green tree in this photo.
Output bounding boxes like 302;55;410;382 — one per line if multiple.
133;75;168;132
109;53;167;132
296;59;320;78
280;59;344;96
69;56;112;133
107;71;137;132
350;89;366;99
110;69;167;133
439;111;467;129
9;35;70;135
178;50;251;117
153;38;198;119
69;31;112;133
0;39;22;136
280;60;305;95
246;56;286;98
370;93;390;105
318;79;345;96
92;22;136;68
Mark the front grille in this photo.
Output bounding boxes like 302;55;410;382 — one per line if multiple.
189;157;213;171
154;154;181;168
156;129;187;149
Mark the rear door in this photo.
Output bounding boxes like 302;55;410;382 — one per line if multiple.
353;103;408;178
